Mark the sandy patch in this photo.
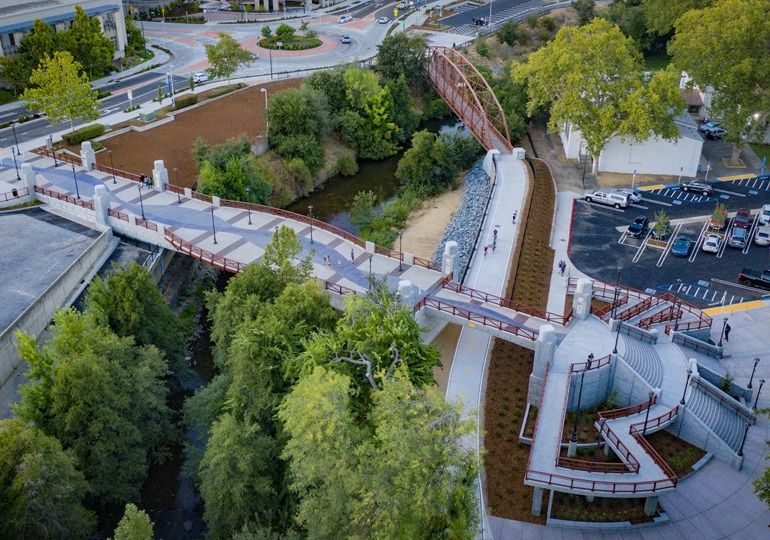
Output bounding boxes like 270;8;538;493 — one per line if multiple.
401;186;463;259
430;323;461;395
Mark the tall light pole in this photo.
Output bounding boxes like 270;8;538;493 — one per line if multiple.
680;368;692;405
368;254;373;290
642;390;655;436
211;206;218;244
261;87;269;146
752;379;765;410
11;150;20;181
71;165;81;199
137;183;145;219
718;317;729;347
488;0;492;27
11;124;21;155
398;229;403;271
570;369;587;445
748;358;760;389
47;135;58;167
672;278;683;332
611;266;621;319
108;149;116;184
246;187;252;225
308;205;314;244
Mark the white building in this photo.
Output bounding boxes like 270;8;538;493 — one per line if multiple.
0;0;127;60
560;114;704;178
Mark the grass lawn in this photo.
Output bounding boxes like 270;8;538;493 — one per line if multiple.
643;53;671;71
750;143;770;166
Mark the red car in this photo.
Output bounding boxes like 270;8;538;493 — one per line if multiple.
733;208;752;229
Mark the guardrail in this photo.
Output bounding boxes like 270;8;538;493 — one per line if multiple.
672;332;723;359
36;147;81;166
555;456;636;474
136;217;158;231
323;280;358;296
0;186;29;202
639;304;681;329
569;354;612;373
440;279;569;325
34;185;94;210
524;469;676;494
597;419;641;473
415;296;539;341
619;322;658;344
629;407;680;482
164;228;245;273
107;207;129;221
629;405;680;435
692;377;756;425
598;395;658;421
94;162;142;183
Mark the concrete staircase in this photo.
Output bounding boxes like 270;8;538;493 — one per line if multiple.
685;381;754;452
620;334;663;388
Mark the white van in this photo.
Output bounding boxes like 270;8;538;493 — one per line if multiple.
584;189;629;209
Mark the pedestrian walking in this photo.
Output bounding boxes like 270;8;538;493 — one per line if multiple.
484;245;488;257
512;210;517;224
350;248;355;262
724;323;731;342
493;228;498;240
492;238;497;252
587;352;595;368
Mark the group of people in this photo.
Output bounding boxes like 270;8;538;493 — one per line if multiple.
138;174;153;189
484;228;499;257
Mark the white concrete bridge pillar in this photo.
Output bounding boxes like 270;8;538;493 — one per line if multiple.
441;240;458;279
644;496;658;517
80;141;96;170
531;487;544;516
482;149;500;179
512;147;526;160
21;163;35;193
152;159;168;191
93;184;109;226
398;279;416;307
572;278;593;320
528;324;556;405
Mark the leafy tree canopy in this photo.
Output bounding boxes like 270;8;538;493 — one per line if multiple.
205;33;254;82
60;5;114;77
267;86;331;147
642;0;712;36
376;33;428;86
113;503;154;540
395;130;458;197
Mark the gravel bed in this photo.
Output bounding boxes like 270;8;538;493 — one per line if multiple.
433;159;491;278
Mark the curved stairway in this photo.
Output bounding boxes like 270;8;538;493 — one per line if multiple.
620;334;663;388
685;382;752;452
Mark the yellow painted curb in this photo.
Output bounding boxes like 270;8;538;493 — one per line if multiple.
703;300;766;316
638;184;664;192
716;174;755;182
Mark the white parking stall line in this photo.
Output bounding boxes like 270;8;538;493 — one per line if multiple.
632;229;654;263
662;189;672;197
716;218;732;259
683;284;692;295
641;197;673;207
709;290;718;302
688;220;709;263
577;200;626;213
751;178;760;189
760;180;768;191
742;214;761;255
693;195;702;203
693;287;701;298
714;187;746;197
618;230;629;245
656;223;682;267
630;203;648;209
675;191;684;200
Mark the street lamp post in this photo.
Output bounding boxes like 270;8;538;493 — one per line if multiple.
611;266;621;319
11;124;21;155
11;150;20;181
570;369;587;444
398;229;403;271
672;278;683;332
261;88;269;146
680;368;692;405
642;390;655;436
71;165;81;199
368;254;373;290
748;358;760;389
246;187;252;225
718;317;729;347
752;379;765;410
738;423;750;456
488;0;493;26
174;168;181;203
308;205;314;244
137;184;145;219
108;149;116;184
211;207;218;244
47;135;58;167
580;141;588;187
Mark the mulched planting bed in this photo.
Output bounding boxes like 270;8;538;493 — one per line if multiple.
550;493;661;524
94;79;301;187
483;157;555;523
645;429;705;477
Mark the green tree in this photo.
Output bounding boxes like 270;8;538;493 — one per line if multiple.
376;33;428;85
14;309;175;503
275;23;295;40
304;69;347;113
261;25;273;39
512;18;684;173
350;190;377;230
60;6;114;77
267;86;331;148
497;20;523;46
642;0;712;36
0;419;95;539
205;33;254;83
0;19;60;94
653;209;671;238
386;74;420;143
604;0;656;52
395;130;458;196
84;262;184;362
275;134;325;174
572;0;596;24
193;134;252;169
669;0;770;161
22;51;98;132
198;154;272;202
113;503;154;540
125;17;147;57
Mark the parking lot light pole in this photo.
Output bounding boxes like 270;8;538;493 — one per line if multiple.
680;368;692;405
11;151;20;181
137;184;145;219
678;166;684;185
631;169;637;189
11;124;21;155
718;317;729;347
752;379;765;410
71;165;81;199
642;390;655;436
748;358;760;389
211;207;218;244
672;278;683;332
108;150;116;184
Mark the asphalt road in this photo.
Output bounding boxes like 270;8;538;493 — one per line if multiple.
569;175;770;308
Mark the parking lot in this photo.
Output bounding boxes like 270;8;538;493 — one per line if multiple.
569;174;770;308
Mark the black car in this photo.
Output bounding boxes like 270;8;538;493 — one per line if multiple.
627;215;649;238
680;180;714;196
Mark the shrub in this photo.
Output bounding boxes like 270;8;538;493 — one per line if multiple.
62;123;105;145
174;94;198;110
284;157;313;194
497;21;521;46
335;149;358;176
539;15;556;31
525;13;539;28
275;23;295;40
276;134;325;174
653;209;670;238
475;39;490;58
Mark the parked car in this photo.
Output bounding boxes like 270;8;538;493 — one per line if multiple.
671;236;693;257
192;72;209;83
727;226;748;249
758;203;770;225
396;1;407;8
704;127;727;140
378;16;390;23
738;268;770;290
338;14;353;23
615;188;642;203
701;233;721;253
698;121;722;133
680;180;714;196
340;35;352;43
472;16;488;26
754;226;770;246
585;189;629;209
627;215;649;238
733;208;752;229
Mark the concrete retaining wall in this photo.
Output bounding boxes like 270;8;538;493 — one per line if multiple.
567;360;614;411
667;409;743;470
611;356;655;407
0;229;113;388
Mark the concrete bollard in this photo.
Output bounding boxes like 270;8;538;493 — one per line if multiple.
365;241;375;254
80;141;96;170
21;163;35;193
152;159;168;191
442;240;459;279
93;185;109;226
212;196;221;207
482;149;501;179
184;187;192;199
512;147;526;160
529;325;556;405
572;278;593;320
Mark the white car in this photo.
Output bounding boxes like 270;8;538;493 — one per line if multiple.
338;14;353;23
754;226;770;247
759;203;770;225
192;72;209;83
378;16;390;24
701;233;721;253
340;35;352;44
614;188;642;204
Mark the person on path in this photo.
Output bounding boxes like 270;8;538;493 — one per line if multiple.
493;228;498;241
484;245;488;257
512;211;517;224
492;238;497;252
350;248;355;262
724;322;731;342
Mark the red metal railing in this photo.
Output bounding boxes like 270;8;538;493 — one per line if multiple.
94;162;142;183
597;420;641;472
555;456;636;474
34;185;94;210
619;322;657;344
525;469;676;494
598;395;658;421
631;434;678;482
639;305;681;329
692;378;756;425
107;207;129;221
0;186;29;202
629;406;680;435
672;332;723;359
628;407;681;481
136;217;158;231
415;296;539;340
441;280;569;325
166;183;184;195
192;191;212;203
323;281;358;296
36;147;81;166
164;228;245;273
569;354;612;373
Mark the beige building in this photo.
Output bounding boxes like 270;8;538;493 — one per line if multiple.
0;0;127;60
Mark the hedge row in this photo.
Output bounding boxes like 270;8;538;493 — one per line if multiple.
62;123;105;145
175;94;199;110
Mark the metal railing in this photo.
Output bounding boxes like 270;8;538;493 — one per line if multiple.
164;228;245;273
36;147;81;166
569;354;612;373
639;304;681;329
524;469;676;494
107;207;129;221
597;420;641;473
619;322;658;344
34;185;94;210
631;434;678;482
555;456;636;474
598;395;658;421
440;279;570;325
0;186;29;202
629;406;680;435
94;162;143;183
323;281;358;296
136;217;158;231
414;296;539;341
672;332;723;359
692;377;756;425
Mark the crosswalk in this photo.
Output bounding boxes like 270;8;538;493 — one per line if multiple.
657;282;748;306
450;1;484;14
446;0;546;36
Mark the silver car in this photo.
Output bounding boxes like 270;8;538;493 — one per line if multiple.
614;188;642;203
754;226;770;247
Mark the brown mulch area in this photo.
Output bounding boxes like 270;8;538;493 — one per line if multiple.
483;158;555;523
94;79;301;187
550;493;660;524
645;430;705;478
